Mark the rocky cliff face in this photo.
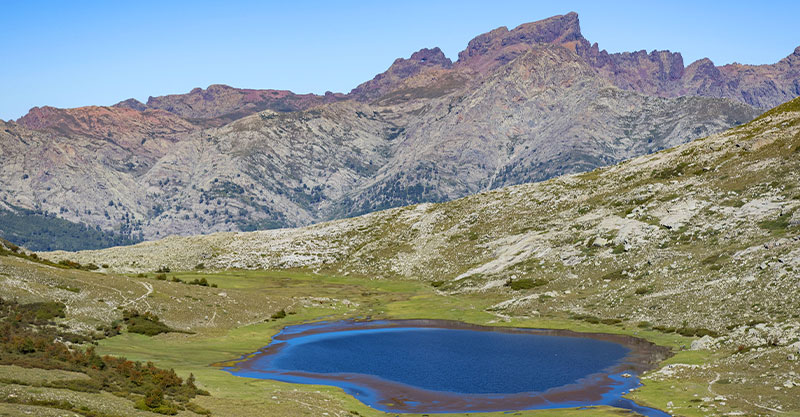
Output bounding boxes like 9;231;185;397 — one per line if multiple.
3;12;797;249
456;12;585;74
343;45;757;217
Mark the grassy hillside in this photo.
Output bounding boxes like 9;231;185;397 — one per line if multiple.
1;98;798;416
57;99;800;338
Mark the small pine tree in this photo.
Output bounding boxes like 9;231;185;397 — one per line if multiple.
186;373;197;389
144;387;164;408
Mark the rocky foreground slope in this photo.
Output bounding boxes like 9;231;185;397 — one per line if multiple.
3;13;798;250
51;98;800;414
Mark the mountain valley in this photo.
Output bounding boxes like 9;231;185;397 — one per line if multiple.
1;9;800;417
3;13;796;250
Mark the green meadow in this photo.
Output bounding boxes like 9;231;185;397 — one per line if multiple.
85;268;692;417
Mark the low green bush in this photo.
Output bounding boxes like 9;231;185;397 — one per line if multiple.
505;278;548;290
123;310;175;336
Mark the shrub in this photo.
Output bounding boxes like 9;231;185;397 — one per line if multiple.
18;301;66;321
600;269;626;281
271;309;287;320
721;198;746;208
570;313;621;326
54;259;101;271
654;161;689;179
652;324;718;338
58;259;82;269
0;237;19;252
188;278;209;287
135;388;178;415
505;278;548;291
185;402;212;415
701;252;728;265
123;310;174;336
675;327;719;338
55;284;80;293
759;214;790;233
0;297;208;412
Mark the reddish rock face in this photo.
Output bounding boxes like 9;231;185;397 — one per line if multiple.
15;106;63;130
17;105;195;139
113;98;147;112
456;12;585;74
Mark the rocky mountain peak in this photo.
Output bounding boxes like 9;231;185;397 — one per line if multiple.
113;98;147;111
456;12;586;73
407;47;452;67
510;11;583;46
782;45;800;63
382;47;453;78
685;58;720;78
350;47;454;100
16;106;63;130
15;104;196;140
139;85;343;125
146;84;245;109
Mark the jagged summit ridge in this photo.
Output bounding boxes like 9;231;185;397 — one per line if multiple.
13;12;800;122
452;12;799;108
456;12;585;72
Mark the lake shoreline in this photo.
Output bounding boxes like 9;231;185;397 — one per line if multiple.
223;319;673;414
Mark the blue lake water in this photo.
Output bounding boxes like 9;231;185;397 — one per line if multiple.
273;327;626;394
225;320;670;416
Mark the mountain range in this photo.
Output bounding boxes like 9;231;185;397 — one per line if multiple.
2;12;798;250
43;96;800;414
2;10;800;416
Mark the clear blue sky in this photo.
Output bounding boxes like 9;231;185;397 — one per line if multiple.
1;0;798;121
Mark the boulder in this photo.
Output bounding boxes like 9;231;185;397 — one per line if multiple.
691;335;716;350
